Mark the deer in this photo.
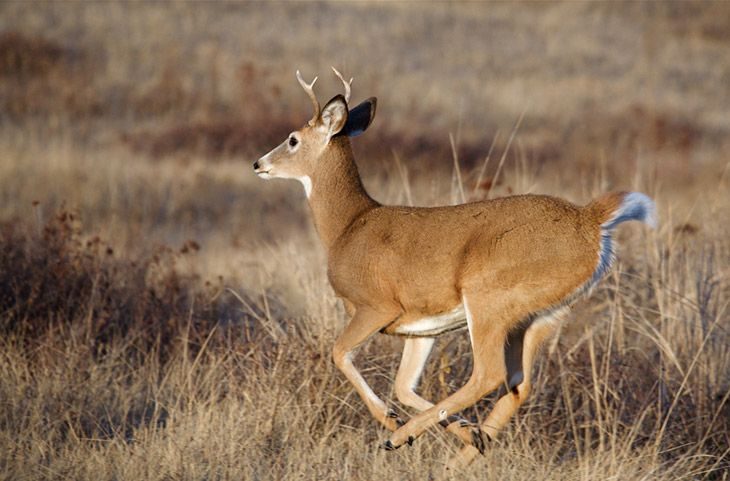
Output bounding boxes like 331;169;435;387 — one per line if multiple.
253;68;656;467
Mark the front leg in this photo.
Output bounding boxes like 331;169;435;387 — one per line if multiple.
332;306;404;431
384;292;511;449
395;337;476;446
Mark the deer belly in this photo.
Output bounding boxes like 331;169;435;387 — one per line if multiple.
387;305;467;337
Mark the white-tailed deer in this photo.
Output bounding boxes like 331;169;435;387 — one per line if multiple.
254;69;656;467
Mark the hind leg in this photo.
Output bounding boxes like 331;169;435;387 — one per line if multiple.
447;308;566;468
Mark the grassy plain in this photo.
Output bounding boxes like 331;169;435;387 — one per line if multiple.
0;2;728;480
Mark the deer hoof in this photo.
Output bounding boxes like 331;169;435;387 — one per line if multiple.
407;435;415;446
386;409;406;428
471;427;490;455
382;439;397;451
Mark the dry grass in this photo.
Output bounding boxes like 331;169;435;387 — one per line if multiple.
0;2;728;480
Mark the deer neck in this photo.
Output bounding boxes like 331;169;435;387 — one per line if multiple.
307;137;378;252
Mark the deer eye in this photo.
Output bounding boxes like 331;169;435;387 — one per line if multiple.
288;136;298;147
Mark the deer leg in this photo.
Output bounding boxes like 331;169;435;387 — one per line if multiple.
440;318;528;450
394;337;436;412
395;337;481;446
332;306;403;431
447;308;565;468
384;294;513;450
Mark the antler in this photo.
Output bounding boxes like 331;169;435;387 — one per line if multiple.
331;67;353;104
296;70;320;125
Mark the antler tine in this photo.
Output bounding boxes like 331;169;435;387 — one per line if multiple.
331;67;353;104
296;70;320;125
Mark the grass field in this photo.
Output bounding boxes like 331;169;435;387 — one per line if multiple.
0;2;728;480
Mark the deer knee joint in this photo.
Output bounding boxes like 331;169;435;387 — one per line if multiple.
332;345;350;370
394;381;417;405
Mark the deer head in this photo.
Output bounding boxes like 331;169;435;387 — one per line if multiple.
253;68;377;197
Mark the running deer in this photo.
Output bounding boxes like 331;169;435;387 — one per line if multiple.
253;69;656;467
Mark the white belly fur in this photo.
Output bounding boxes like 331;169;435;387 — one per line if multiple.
393;304;467;336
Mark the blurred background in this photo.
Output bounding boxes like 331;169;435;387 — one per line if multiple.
0;2;728;479
2;2;728;252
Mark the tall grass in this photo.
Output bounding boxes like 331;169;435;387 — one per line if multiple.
0;150;727;479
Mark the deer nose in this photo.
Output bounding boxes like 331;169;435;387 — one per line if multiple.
253;160;260;170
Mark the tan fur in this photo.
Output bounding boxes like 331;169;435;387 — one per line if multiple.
586;191;629;225
255;71;650;464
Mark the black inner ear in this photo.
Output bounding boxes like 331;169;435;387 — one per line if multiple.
342;98;376;138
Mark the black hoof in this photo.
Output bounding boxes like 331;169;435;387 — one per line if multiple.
407;436;415;446
386;409;406;427
471;428;489;455
382;439;396;451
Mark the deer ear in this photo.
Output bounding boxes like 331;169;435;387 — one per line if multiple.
319;95;349;141
343;97;377;138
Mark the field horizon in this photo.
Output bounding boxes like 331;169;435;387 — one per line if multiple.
0;2;728;480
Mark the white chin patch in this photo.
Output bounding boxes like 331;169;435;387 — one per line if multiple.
297;175;312;198
257;171;311;198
